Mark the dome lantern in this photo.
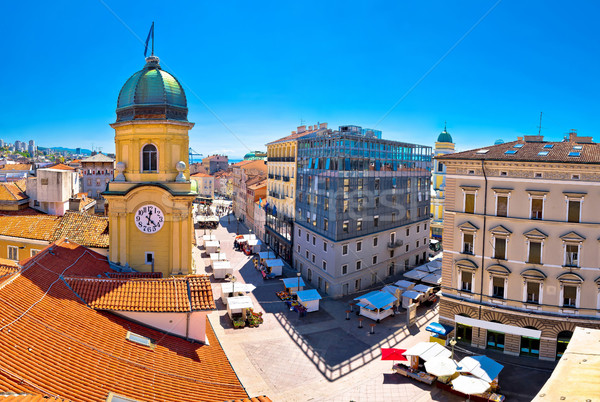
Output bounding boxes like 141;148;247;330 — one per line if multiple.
437;122;453;143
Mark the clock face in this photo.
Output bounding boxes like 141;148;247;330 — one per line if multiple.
135;204;165;234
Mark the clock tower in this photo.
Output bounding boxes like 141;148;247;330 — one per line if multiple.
104;55;197;276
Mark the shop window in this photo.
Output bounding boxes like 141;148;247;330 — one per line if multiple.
520;327;540;357
456;314;472;344
487;326;505;351
528;241;542;264
556;331;573;360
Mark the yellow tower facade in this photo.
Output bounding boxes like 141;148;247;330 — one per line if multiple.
430;125;455;241
104;55;197;276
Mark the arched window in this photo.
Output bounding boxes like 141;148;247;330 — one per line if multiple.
142;144;158;172
520;326;540;357
456;313;472;344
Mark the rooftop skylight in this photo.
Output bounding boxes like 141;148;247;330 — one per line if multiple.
126;331;153;347
568;152;581;157
573;145;583;150
544;144;554;149
476;149;489;154
513;144;524;148
505;150;517;155
538;151;549;156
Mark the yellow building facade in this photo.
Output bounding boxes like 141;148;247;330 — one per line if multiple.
104;55;196;276
430;126;455;241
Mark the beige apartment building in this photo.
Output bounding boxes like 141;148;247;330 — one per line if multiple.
437;131;600;361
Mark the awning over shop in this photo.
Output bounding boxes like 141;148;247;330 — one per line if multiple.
426;322;455;336
413;284;433;293
258;251;277;260
221;282;256;294
227;296;253;310
394;279;416;289
265;259;284;267
421;272;442;285
455;315;542;338
355;291;396;309
402;290;422;300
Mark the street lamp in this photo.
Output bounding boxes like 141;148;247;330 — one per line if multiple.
449;337;457;360
296;272;301;299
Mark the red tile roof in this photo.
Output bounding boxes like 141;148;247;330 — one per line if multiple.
106;272;163;279
191;172;212;178
0;215;61;241
0;164;32;171
438;137;600;164
50;212;109;248
64;275;216;312
0;180;27;202
0;240;248;401
226;397;272;402
44;164;75;171
0;259;20;288
0;208;45;217
0;394;67;401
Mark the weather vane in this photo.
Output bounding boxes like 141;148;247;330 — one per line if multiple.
144;22;155;57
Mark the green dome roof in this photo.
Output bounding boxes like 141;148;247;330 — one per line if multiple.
116;56;188;122
437;129;453;143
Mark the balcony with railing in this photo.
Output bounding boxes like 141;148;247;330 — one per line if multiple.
275;175;282;180
282;176;290;182
387;240;404;249
268;174;274;179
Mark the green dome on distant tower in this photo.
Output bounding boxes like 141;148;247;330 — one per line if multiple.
437;123;453;143
116;55;188;122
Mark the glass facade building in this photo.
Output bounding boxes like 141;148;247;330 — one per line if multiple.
295;125;432;241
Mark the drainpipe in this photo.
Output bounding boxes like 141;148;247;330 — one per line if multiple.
478;159;488;343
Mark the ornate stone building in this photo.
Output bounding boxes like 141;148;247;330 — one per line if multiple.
437;131;600;361
430;125;455;240
103;55;196;275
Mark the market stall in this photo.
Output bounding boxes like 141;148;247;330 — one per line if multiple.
205;240;220;254
247;239;262;254
281;277;305;295
403;269;429;281
202;234;216;243
213;260;233;279
426;322;455;345
220;282;256;305
354;290;397;322
382;285;402;307
394;279;416;290
258;251;277;264
421;272;442;286
264;259;284;277
424;357;458;382
227;295;253;321
209;252;227;262
457;355;503;387
413;284;434;302
296;289;322;312
415;261;442;273
401;289;423;308
403;341;452;371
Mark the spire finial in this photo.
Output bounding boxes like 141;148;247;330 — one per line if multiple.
144;22;155;58
444;121;447;132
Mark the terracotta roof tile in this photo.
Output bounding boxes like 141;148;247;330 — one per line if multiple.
64;276;215;312
438;138;600;164
0;180;27;202
50;212;109;248
225;397;272;402
0;164;32;171
0;240;247;401
0;259;20;288
0;394;67;401
191;172;212;178
106;272;163;279
0;208;45;217
0;215;60;241
44;164;75;171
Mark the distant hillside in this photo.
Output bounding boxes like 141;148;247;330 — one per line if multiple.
38;146;92;155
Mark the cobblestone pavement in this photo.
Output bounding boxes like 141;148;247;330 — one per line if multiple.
195;211;552;402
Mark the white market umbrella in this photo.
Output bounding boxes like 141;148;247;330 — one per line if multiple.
424;357;458;377
451;374;490;395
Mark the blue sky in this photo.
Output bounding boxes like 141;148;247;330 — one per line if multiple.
1;1;599;158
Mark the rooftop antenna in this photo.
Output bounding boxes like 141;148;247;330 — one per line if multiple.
300;117;305;126
537;112;543;135
144;22;155;57
444;121;447;132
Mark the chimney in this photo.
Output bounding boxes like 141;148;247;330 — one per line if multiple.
569;129;578;142
517;137;523;142
291;131;296;135
298;125;306;133
319;122;328;129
